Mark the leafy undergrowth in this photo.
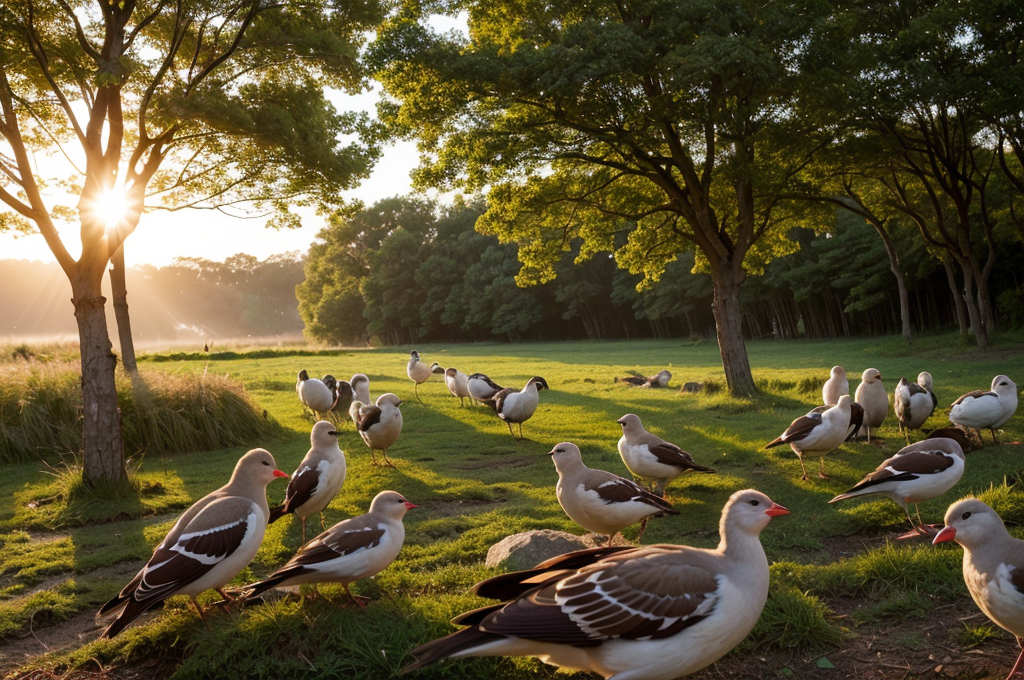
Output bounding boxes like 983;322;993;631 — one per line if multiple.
2;335;1022;679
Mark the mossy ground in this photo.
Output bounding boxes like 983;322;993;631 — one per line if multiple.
2;333;1023;679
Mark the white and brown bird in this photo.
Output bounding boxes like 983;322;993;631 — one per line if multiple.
268;421;347;544
247;490;416;606
402;488;789;679
616;414;716;497
445;367;472;407
766;395;852;480
894;372;938;441
467;373;505;404
407;351;444;400
357;393;404;467
96;449;288;638
488;376;549;440
614;369;672;388
348;373;372;425
829;437;965;534
326;376;354;420
549;442;678;544
296;370;336;417
822;366;850;406
933;498;1024;679
809;400;865;441
854;368;888;442
949;375;1018;445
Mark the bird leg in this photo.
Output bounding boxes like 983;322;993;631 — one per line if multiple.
914;503;927;532
301;518;307;546
381;449;396;468
190;597;208;622
506;421;516;439
320;511;327;531
518;423;525;440
636;518;649;543
991;428;1001;445
799;457;810;481
342;583;369;609
817;457;829;479
1006;639;1024;679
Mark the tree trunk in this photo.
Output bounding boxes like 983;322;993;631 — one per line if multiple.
942;256;968;337
710;264;757;397
958;259;989;350
109;245;138;374
871;221;912;342
72;274;126;486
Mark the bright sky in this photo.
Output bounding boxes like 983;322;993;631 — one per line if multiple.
0;15;468;268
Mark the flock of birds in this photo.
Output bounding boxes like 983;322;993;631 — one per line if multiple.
93;353;1024;680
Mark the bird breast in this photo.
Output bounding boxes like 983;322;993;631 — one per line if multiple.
963;559;1024;638
856;382;888;427
500;390;539;422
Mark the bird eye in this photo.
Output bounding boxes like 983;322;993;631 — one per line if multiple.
1000;382;1008;386
749;500;760;507
262;461;270;466
962;511;972;520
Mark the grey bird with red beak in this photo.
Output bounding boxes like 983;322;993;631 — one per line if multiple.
97;448;289;638
402;489;789;679
933;498;1024;680
246;490;417;607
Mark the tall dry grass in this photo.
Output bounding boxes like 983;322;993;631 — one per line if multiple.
0;354;276;463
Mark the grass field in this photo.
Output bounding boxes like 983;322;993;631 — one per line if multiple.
3;333;1024;679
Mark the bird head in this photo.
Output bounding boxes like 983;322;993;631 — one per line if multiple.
830;366;846;379
991;374;1016;395
933;498;1005;550
862;368;882;383
616;413;642;433
529;376;549;391
234;448;288;486
723;489;789;537
371;490;418;518
376;392;403;408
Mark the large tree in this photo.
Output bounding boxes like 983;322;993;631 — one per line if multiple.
372;0;833;396
0;0;382;484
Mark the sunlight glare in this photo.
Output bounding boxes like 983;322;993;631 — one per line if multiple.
97;189;129;230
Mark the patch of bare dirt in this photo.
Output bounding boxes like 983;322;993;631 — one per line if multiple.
9;657;176;680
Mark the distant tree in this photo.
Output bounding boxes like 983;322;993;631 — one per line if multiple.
372;0;835;395
0;0;383;484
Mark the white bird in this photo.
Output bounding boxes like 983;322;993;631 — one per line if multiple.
403;488;789;680
247;490;416;606
854;368;888;442
894;372;937;440
348;373;371;425
407;351;444;399
296;370;336;417
822;366;849;406
550;442;678;544
616;414;716;497
96;449;288;638
933;498;1024;679
949;375;1018;445
467;373;505;403
809;401;865;441
829;437;964;534
488;376;549;440
614;369;672;388
268;421;347;544
445;367;472;407
357;393;404;467
766;395;852;480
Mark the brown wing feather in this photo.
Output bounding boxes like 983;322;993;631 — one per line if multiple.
280;464;320;515
952;389;995;407
647;443;716;473
766;413;821;448
590;478;678;514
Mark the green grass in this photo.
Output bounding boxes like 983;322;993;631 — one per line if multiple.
2;333;1023;678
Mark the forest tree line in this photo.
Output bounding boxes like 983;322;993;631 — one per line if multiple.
297;197;1024;346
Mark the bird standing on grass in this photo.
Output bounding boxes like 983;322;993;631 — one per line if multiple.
549;442;678;544
766;395;851;480
96;449;288;638
949;375;1018;445
467;373;504;403
829;437;964;534
616;414;716;497
822;366;849;406
933;498;1024;679
357;393;404;467
296;370;336;418
348;373;372;425
402;489;789;680
445;367;472;407
894;372;938;441
246;491;416;606
407;351;444;400
268;421;347;544
488;376;549;440
328;376;354;420
854;368;888;442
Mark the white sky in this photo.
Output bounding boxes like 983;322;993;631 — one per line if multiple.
0;15;468;268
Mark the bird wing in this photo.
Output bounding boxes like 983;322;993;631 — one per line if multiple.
646;442;715;473
952;389;996;407
288;517;387;568
473;547;635;601
357;405;383;432
766;413;822;448
281;461;321;514
468;551;720;645
123;497;259;607
838;449;955;496
490;388;516;417
586;477;678;515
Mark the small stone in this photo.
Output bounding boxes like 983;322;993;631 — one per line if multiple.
682;382;703;394
486;530;590;571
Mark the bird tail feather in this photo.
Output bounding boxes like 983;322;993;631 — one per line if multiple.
268;504;288;524
401;628;503;675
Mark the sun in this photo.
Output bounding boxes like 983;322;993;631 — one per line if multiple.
95;189;129;229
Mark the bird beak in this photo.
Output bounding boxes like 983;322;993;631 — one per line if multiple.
765;502;790;517
403;501;418;509
273;469;289;479
932;526;956;544
328;431;340;437
616;417;626;425
546;449;556;456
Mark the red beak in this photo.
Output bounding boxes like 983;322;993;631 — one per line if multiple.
403;501;418;509
765;502;790;517
273;469;289;478
932;526;956;544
